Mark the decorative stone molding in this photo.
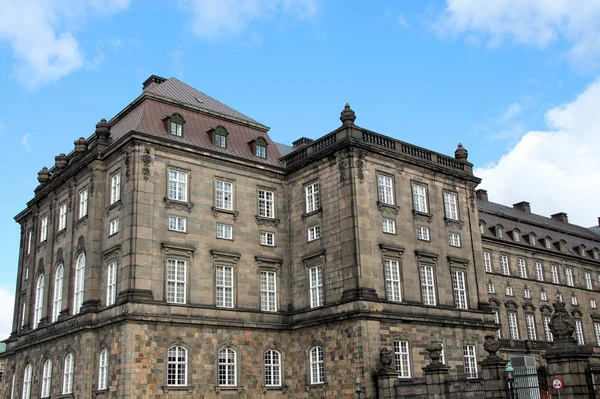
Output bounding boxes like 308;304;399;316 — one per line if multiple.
302;250;326;267
105;200;122;215
103;244;121;260
255;215;280;227
89;168;96;195
504;300;519;310
412;210;432;222
415;250;437;261
447;256;469;265
164;198;194;212
140;145;152;180
75;216;88;229
123;148;131;181
162;243;195;258
380;244;405;259
522;302;536;311
211;207;238;220
355;149;367;182
75;236;85;257
210;249;241;265
55;248;64;267
377;201;399;215
255;256;282;269
483;334;500;358
301;208;322;221
68;181;74;210
379;347;393;372
444;218;464;230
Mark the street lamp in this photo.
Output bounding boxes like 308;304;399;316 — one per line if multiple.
506;361;515;399
355;377;362;399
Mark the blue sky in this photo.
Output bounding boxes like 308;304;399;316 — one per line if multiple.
0;0;599;338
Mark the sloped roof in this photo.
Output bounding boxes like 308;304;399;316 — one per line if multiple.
590;226;600;236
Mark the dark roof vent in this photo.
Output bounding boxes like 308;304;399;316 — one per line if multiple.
551;212;569;224
292;137;314;148
143;75;167;92
513;201;531;213
476;189;488;202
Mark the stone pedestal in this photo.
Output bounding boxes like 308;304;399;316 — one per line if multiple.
375;372;399;399
422;363;450;399
479;356;508;398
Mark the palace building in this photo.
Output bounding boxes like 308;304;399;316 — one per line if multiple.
4;75;599;399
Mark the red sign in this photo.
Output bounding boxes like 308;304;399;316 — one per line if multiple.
552;377;563;391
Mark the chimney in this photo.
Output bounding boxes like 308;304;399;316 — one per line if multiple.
597;217;600;227
143;75;167;92
292;137;314;148
475;189;488;202
513;201;531;213
551;212;569;224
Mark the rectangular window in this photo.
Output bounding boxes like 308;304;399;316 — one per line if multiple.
565;268;574;286
168;216;187;232
412;183;428;213
523;288;531;299
417;226;430;241
529;235;536;246
382;219;396;234
305;182;320;213
308;225;321;241
443;192;458;220
58;203;67;231
544;316;553;342
378;175;394;205
551;265;559;284
449;232;461;247
260;271;277;312
439;342;446;364
394;341;411;378
595;323;600;346
79;189;88;218
535;262;544;281
110;173;121;204
493;310;501;338
500;255;510;275
575;320;585;345
508;312;519;340
168;170;188;202
106;261;117;306
255;144;266;158
518;259;527;278
572;295;578;306
215;133;227;148
109;218;119;236
40;216;48;242
217;223;233;240
385;260;402;302
258;190;275;218
27;230;32;255
483;252;492;272
166;259;186;304
260;231;275;246
592;299;597;309
505;286;513;296
463;345;478;379
215;180;233;210
309;266;323;308
585;272;593;290
487;283;495;293
526;314;537;340
419;264;436;306
20;302;26;327
170;122;183;136
540;291;547;301
452;270;468;309
216;266;234;308
513;230;520;242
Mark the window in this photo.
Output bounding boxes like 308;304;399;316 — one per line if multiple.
517;259;527;278
260;231;275;246
79;189;88;218
493;310;501;338
575;320;585;345
595;323;600;346
382;219;396;234
551;264;559;284
377;175;394;205
305;183;320;213
526;314;537;340
529;235;536;246
216;266;234;308
258;190;275;218
420;264;436;306
523;288;531;299
479;223;485;235
167;346;187;386
264;350;282;387
20;301;26;328
540;290;547;301
309;266;324;308
449;232;461;247
168;170;188;202
309;346;324;384
40;216;48;242
109;218;119;236
58;203;67;231
170;121;183;136
217;223;233;240
22;364;32;399
394;341;411;378
513;230;520;242
215;180;233;210
41;360;51;398
308;225;321;241
487;282;495;294
417;226;430;241
497;226;503;239
557;292;563;302
255;143;267;158
543;316;553;342
463;345;478;379
98;349;108;390
106;261;117;306
215;132;227;148
218;348;237;386
443;192;458;220
571;294;578;306
166;259;186;304
25;267;28;280
585;272;593;290
483;252;492;272
73;253;85;314
592;299;597;309
27;230;32;255
505;285;513;296
33;274;44;329
508;312;519;340
535;262;544;281
439;342;446;364
52;265;64;322
452;270;468;309
500;255;510;275
110;173;121;204
594;249;600;260
545;238;552;249
412;184;428;213
565;268;574;286
169;216;187;232
260;271;277;312
63;353;74;394
385;260;402;302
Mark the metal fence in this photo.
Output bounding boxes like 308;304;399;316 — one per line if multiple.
512;366;548;399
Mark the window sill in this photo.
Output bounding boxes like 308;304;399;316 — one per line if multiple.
108;232;118;238
383;231;397;235
105;199;122;214
444;217;464;229
263;386;288;393
168;228;188;234
412;210;432;222
301;208;322;220
162;385;194;393
377;201;399;215
215;386;244;394
164;198;194;212
56;228;67;239
76;215;88;229
93;389;108;397
57;394;74;399
305;382;328;390
211;206;239;220
255;215;280;227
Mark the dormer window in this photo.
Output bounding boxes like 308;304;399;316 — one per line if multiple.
164;113;185;137
209;126;229;148
495;225;503;239
593;248;599;260
529;233;536;246
479;221;486;235
544;237;552;250
249;137;268;159
579;245;586;257
559;240;567;253
512;229;520;242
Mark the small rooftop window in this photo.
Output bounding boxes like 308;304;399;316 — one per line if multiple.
529;233;536;246
512;229;520;242
163;113;185;137
250;137;268;159
208;126;229;148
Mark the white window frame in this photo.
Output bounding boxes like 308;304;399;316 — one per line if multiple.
585;272;593;290
308;225;321;241
500;255;510;275
73;253;85;314
463;345;478;379
109;218;119;236
551;264;559;284
58;202;67;231
305;182;320;213
216;266;234;308
417;226;430;241
513;230;520;242
483;252;492;272
571;295;578;306
493;310;501;338
22;364;32;399
449;232;461;247
394;341;411;378
215;180;233;210
217;223;233;240
523;288;531;299
168;170;188;202
526;314;537;340
505;286;513;296
487;282;495;293
517;258;527;278
20;301;26;328
40;216;48;242
264;350;282;387
592;299;597;309
443;191;458;220
309;266;324;308
595;323;600;346
63;353;74;394
166;259;186;304
535;262;543;281
545;238;552;249
575;320;585;345
258;189;275;218
255;143;266;158
27;230;32;255
377;175;394;205
106;261;117;306
260;231;275;246
385;259;402;302
260;270;277;312
382;218;396;234
170;121;183;137
452;270;468;309
412;183;428;213
167;346;188;386
218;348;237;386
79;189;88;219
215;133;227;148
110;173;121;204
529;235;536;246
309;346;324;384
540;290;547;301
544;316;553;342
98;349;108;390
52;264;64;322
41;359;52;398
419;264;436;306
168;216;187;232
508;312;519;340
33;274;44;329
565;267;574;286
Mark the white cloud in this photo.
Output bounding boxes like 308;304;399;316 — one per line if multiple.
0;287;15;341
21;133;31;153
501;102;523;121
0;0;130;89
180;0;319;40
476;78;600;227
435;0;600;67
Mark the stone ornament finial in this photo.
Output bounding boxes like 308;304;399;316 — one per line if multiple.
54;153;68;171
37;167;51;184
455;143;468;161
340;103;356;127
95;118;111;142
379;347;393;371
483;334;500;358
74;137;87;153
549;300;576;342
426;342;443;364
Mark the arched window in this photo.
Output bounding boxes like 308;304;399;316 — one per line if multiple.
309;346;324;384
166;346;187;386
98;349;109;390
73;253;86;314
52;264;64;322
63;353;74;394
218;348;236;386
33;274;44;329
22;364;32;399
41;359;52;398
264;350;281;387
